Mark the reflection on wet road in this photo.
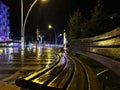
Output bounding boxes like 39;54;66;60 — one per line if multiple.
0;46;57;84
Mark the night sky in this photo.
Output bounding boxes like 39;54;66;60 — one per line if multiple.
1;0;120;40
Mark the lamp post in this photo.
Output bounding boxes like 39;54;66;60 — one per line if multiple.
21;0;24;50
56;33;62;47
21;0;47;50
63;30;67;50
48;24;57;45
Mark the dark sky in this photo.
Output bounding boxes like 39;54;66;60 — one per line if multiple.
1;0;120;39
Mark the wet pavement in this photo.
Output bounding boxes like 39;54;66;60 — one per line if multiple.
0;46;57;90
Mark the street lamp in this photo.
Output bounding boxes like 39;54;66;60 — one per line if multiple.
63;30;67;50
39;35;44;45
56;33;62;48
55;33;62;44
21;0;47;50
48;24;57;45
48;24;52;29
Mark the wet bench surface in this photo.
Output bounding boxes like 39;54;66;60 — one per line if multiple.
68;27;120;89
16;52;102;90
16;53;76;90
16;27;120;90
68;27;120;76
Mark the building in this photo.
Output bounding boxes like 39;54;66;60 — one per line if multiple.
0;1;10;42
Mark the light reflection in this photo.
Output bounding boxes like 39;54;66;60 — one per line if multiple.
13;47;19;53
0;49;4;54
21;50;24;56
27;47;32;52
21;47;25;76
91;48;96;52
8;47;14;61
36;47;40;59
32;71;51;84
46;48;53;58
40;46;43;56
24;67;48;80
45;64;50;67
8;47;14;54
97;38;117;46
33;48;36;53
0;45;57;79
47;53;52;58
0;47;15;61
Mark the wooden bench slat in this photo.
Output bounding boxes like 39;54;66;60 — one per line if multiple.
79;27;120;42
15;55;60;88
31;61;66;85
67;57;86;90
47;57;74;89
75;51;120;76
83;64;102;90
78;47;120;61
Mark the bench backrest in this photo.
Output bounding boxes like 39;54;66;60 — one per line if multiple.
68;27;120;76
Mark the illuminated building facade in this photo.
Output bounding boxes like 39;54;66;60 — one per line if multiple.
0;1;10;42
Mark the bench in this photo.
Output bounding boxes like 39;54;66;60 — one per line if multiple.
16;27;120;90
68;27;120;76
68;27;120;89
16;52;102;90
16;53;76;90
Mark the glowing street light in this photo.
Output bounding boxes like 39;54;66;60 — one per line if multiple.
21;0;47;50
41;0;48;2
56;33;62;47
48;24;52;29
48;24;57;45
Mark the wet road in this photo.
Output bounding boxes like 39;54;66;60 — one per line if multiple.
0;46;57;85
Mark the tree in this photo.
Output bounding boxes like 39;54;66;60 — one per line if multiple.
68;9;84;39
68;0;105;39
81;0;105;37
